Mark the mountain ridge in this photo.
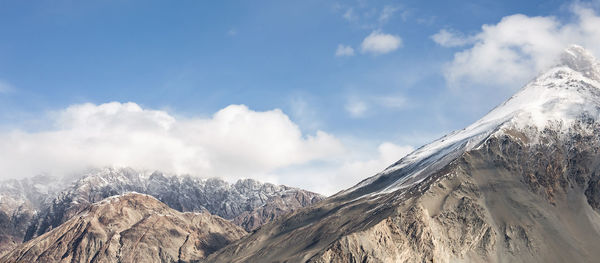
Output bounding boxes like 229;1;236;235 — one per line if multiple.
0;167;323;254
1;192;247;262
341;44;600;199
205;45;600;262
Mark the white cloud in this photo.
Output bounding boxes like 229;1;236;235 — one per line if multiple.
0;102;418;195
0;102;345;183
335;44;355;57
431;29;474;47
345;99;368;117
436;5;600;90
361;30;402;55
0;81;14;93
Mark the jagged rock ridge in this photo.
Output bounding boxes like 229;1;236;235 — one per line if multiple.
0;168;323;254
206;45;600;262
0;175;70;255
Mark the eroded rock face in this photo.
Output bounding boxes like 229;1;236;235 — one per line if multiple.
0;193;247;263
233;189;323;232
0;169;323;254
0;175;68;255
206;120;600;263
22;169;323;242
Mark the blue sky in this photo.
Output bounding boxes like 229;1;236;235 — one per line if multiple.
1;0;599;194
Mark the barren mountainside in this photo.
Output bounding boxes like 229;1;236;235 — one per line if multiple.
4;46;600;263
0;193;247;263
0;175;70;254
0;168;323;254
206;46;600;262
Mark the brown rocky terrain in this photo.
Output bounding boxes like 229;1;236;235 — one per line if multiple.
0;169;323;254
233;188;323;232
5;46;600;262
0;175;67;255
0;193;247;263
205;46;600;262
23;170;323;242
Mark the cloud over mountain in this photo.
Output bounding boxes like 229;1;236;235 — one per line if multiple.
0;102;413;195
0;102;343;181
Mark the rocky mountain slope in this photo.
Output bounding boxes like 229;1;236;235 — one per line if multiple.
0;168;323;254
0;193;247;262
0;175;70;254
206;46;600;262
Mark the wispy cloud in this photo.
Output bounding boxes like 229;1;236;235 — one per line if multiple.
336;2;409;27
289;95;322;131
343;7;356;21
361;30;402;55
378;5;399;23
273;141;414;195
375;94;408;109
345;93;409;118
335;44;355;57
430;29;474;47
345;99;368;118
0;80;15;93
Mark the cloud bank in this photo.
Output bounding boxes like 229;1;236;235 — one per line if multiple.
0;102;343;179
0;102;413;195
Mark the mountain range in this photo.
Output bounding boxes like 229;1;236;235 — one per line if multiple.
2;193;247;262
3;45;600;262
205;46;600;262
0;167;323;258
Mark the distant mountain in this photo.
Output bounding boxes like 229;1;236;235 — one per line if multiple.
1;193;247;262
0;168;323;254
206;46;600;262
0;175;70;254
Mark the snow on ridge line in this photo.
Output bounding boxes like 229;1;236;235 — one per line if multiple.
345;46;600;198
389;55;600;176
92;191;161;206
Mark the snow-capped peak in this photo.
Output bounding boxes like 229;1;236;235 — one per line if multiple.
476;45;600;130
344;45;600;198
560;44;600;82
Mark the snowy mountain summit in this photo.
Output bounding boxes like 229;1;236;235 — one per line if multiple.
346;45;600;196
482;44;600;129
207;46;600;262
560;44;600;82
